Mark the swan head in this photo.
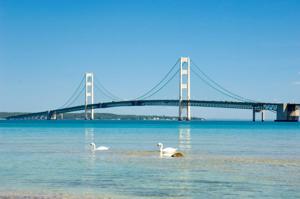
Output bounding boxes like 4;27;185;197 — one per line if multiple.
157;143;163;152
90;142;95;146
90;143;96;150
157;142;163;147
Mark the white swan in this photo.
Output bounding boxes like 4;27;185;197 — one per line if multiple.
90;142;109;151
157;142;177;154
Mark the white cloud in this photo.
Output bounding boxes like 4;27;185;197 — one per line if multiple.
292;81;300;85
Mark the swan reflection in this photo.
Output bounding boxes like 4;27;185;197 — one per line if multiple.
85;128;96;166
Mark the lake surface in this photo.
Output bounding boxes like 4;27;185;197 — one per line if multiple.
0;120;299;198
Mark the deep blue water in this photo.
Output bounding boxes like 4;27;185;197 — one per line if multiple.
0;120;299;198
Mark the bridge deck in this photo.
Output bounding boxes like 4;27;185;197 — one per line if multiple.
6;99;289;120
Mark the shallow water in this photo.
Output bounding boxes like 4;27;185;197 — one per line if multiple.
0;120;299;198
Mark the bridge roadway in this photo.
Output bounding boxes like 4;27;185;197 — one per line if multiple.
6;99;289;120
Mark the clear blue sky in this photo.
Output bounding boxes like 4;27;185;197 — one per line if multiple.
0;0;299;119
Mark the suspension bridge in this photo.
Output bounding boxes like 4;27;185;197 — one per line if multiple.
6;57;300;122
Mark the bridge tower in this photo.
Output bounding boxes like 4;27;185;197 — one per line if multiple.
179;57;191;121
85;73;94;120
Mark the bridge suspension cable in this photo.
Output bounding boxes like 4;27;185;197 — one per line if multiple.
141;69;180;100
134;59;180;100
64;85;85;108
94;77;123;101
59;76;85;108
191;67;248;101
191;60;257;102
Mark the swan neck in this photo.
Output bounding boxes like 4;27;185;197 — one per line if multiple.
159;144;163;152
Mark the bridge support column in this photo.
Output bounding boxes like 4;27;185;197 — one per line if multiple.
179;57;191;121
47;111;57;120
261;110;265;122
85;73;94;120
51;113;57;120
275;104;299;122
252;109;265;122
47;111;51;120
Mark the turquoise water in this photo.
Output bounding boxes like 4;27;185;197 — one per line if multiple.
0;120;300;198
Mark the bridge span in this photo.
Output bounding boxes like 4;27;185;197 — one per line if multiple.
5;57;300;122
6;100;300;122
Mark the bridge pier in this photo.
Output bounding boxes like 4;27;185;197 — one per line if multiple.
51;113;57;120
275;104;299;122
252;109;265;122
261;110;265;122
47;111;57;120
252;108;256;122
